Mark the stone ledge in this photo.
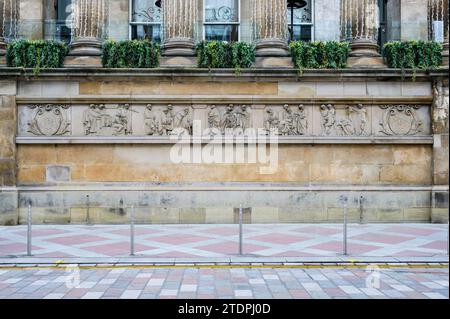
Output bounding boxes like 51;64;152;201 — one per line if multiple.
0;67;448;81
15;136;434;145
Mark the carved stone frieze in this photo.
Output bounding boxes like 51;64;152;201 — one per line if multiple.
144;104;193;136
27;104;71;136
320;104;368;136
264;104;308;136
82;103;134;136
379;105;423;136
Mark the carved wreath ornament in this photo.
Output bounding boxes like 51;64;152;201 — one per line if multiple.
379;105;422;136
27;104;71;136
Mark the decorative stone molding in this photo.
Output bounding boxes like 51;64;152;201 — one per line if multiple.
27;104;71;136
379;105;423;136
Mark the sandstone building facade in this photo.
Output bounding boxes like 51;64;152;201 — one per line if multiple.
0;0;449;225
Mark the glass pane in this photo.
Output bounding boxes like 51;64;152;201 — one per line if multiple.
205;24;239;42
205;0;239;23
291;25;311;41
131;24;162;42
132;0;162;23
287;0;312;24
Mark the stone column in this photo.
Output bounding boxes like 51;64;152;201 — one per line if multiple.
0;80;18;225
253;0;292;67
65;0;108;67
161;0;197;67
431;78;449;223
428;0;449;66
0;0;20;65
340;0;384;68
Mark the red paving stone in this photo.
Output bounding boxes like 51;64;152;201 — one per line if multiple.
309;241;379;254
197;241;267;254
148;234;211;245
246;233;309;245
46;235;109;245
383;226;439;236
420;240;447;250
293;226;342;236
83;242;156;256
350;232;413;244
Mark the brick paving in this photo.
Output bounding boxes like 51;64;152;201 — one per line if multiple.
0;266;447;299
0;224;447;258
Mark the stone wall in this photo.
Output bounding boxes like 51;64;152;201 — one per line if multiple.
16;144;433;185
0;69;447;225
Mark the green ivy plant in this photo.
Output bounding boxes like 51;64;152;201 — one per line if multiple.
196;41;255;73
382;41;442;69
6;39;68;75
289;41;350;72
102;40;160;68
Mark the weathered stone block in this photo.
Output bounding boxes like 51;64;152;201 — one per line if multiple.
46;165;71;183
179;208;206;224
205;208;234;223
251;207;278;223
403;208;430;221
0;81;17;95
0;192;18;225
149;208;180;224
376;209;403;222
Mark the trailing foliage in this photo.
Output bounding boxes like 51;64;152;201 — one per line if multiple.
196;41;255;70
289;41;350;70
6;39;68;74
102;40;160;68
382;41;442;69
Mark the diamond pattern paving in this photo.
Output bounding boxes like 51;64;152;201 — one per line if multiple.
0;223;447;258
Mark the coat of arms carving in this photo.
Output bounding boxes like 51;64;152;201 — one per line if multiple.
27;104;71;136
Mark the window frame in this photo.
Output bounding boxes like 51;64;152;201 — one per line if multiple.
288;0;315;42
202;0;241;42
129;0;162;41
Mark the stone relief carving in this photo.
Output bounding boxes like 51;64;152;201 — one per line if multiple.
27;104;71;136
432;79;449;132
379;105;422;136
320;104;368;136
205;105;222;136
264;104;308;136
83;103;134;136
144;104;193;136
222;104;251;136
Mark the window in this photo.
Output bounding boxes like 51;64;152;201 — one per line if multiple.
204;0;240;42
287;0;313;42
130;0;162;42
56;0;73;43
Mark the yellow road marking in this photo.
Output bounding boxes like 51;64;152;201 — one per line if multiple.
0;263;448;271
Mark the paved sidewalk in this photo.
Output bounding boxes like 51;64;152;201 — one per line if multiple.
0;224;447;259
0;266;448;299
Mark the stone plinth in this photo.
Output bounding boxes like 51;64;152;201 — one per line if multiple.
347;40;384;68
65;38;102;67
161;38;196;67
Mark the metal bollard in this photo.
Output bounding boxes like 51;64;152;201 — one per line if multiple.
239;205;243;255
86;194;91;225
27;203;32;256
447;221;449;256
130;205;135;256
339;195;348;256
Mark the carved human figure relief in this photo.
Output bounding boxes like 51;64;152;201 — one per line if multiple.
221;104;251;136
320;104;368;136
113;104;133;136
27;104;71;136
320;104;336;135
160;104;175;136
205;105;222;136
379;105;422;136
144;104;161;136
82;104;134;136
172;107;193;136
432;79;449;132
264;108;280;135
